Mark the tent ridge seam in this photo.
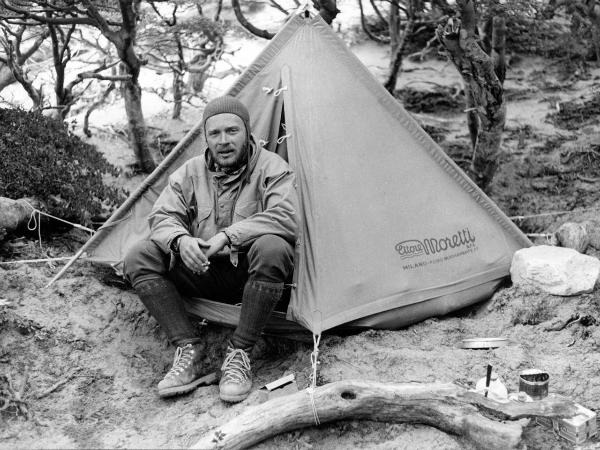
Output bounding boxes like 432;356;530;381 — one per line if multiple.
312;19;529;249
228;16;304;97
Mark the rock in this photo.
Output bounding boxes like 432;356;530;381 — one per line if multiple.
554;222;589;253
582;219;600;250
0;197;36;239
510;245;600;296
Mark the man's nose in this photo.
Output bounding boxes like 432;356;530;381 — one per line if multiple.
218;132;228;144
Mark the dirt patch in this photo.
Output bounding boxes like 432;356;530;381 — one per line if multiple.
2;262;600;449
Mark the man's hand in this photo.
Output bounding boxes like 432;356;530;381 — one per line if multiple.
178;233;229;273
204;232;230;259
179;236;211;273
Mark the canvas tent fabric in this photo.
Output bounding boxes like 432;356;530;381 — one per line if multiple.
79;13;531;335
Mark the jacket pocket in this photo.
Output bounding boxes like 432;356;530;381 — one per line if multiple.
233;201;258;221
193;207;213;232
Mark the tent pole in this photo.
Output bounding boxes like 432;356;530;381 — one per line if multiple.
45;246;87;287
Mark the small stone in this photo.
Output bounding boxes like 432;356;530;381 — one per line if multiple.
510;245;600;296
555;222;589;253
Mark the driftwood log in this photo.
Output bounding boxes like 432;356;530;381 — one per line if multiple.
191;380;579;450
0;197;35;241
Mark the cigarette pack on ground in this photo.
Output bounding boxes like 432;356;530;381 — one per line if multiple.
536;396;597;445
258;373;298;403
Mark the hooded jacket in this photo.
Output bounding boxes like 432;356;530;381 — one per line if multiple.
149;138;298;258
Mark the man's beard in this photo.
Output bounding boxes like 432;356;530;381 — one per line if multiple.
214;141;249;171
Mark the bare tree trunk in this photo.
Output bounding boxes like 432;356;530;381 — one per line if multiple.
588;1;600;62
172;71;183;119
84;82;115;137
48;23;78;119
0;66;15;92
389;1;400;54
214;0;223;21
436;0;506;191
358;0;389;44
115;0;157;173
384;1;415;93
7;57;43;110
122;79;155;172
172;32;184;120
0;27;47;109
369;0;388;25
0;29;48;93
491;16;506;84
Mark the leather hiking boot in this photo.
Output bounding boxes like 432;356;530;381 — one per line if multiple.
157;343;204;398
219;345;252;403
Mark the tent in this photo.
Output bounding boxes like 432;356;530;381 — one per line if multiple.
56;12;531;336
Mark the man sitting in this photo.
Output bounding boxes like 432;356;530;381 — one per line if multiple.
124;96;298;402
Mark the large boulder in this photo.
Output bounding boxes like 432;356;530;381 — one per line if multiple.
510;245;600;296
554;222;589;253
583;219;600;250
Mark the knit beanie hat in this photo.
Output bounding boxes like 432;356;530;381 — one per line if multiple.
202;96;250;134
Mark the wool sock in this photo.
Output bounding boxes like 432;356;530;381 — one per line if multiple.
231;279;283;349
134;277;201;346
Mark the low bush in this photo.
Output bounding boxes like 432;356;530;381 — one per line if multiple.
0;108;123;227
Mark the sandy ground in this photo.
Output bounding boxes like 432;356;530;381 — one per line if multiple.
3;4;600;449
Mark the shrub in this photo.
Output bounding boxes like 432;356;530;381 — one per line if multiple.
0;108;123;227
484;0;595;60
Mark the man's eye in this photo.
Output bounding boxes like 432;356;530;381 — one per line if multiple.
227;128;239;134
208;131;219;136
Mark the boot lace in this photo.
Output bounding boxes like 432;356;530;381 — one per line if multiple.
220;348;251;383
164;343;195;380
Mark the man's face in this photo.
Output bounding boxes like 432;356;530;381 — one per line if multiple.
205;113;247;170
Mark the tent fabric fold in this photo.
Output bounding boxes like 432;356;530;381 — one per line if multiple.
81;13;530;335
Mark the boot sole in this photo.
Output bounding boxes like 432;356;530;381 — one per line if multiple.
219;391;250;403
158;372;218;398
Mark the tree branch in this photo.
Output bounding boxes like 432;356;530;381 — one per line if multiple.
268;0;289;15
384;0;415;92
81;0;120;43
149;1;178;26
231;0;274;39
0;1;97;26
84;81;115;137
213;0;223;20
369;0;388;25
358;0;390;44
77;72;131;81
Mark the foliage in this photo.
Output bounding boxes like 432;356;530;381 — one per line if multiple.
549;94;600;130
396;86;462;113
0;108;123;226
479;0;597;60
421;124;448;143
510;296;553;325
